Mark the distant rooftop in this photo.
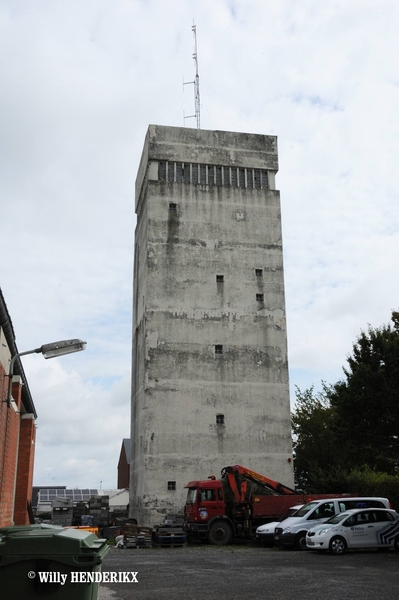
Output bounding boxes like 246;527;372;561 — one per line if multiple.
123;438;130;464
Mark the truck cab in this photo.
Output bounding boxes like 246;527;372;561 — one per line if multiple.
184;479;233;544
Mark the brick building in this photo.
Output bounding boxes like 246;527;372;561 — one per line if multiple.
0;288;37;527
117;438;130;489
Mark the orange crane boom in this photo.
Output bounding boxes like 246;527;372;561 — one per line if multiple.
221;464;296;501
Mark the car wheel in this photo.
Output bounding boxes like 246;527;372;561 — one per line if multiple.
329;536;347;555
394;536;399;551
295;532;307;551
208;521;233;545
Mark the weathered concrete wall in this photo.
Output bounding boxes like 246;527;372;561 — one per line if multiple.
130;126;293;526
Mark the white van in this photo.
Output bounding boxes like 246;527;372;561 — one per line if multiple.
255;505;304;545
274;497;391;550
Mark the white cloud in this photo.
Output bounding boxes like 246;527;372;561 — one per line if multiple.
1;0;399;486
28;358;130;488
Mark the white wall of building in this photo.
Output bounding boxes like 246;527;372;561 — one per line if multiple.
130;126;294;526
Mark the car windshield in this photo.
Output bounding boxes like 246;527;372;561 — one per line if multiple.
325;512;350;525
280;506;303;521
294;502;320;517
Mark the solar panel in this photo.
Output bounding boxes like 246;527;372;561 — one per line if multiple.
38;488;99;502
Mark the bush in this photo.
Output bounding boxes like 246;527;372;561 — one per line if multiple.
303;466;399;511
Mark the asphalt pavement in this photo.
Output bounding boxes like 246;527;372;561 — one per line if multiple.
98;543;399;600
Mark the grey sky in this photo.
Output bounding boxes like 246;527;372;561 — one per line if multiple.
1;0;399;488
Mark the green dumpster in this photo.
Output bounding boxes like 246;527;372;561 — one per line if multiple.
0;524;109;599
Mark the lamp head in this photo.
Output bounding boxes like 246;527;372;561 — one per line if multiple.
40;339;87;359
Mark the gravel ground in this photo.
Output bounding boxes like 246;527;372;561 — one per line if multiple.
97;543;399;600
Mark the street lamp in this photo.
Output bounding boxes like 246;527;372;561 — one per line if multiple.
3;338;86;526
6;338;87;406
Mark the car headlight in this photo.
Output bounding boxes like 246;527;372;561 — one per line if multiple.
317;528;330;536
282;527;292;534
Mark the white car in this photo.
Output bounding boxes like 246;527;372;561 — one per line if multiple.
255;505;303;545
274;497;391;550
306;508;399;554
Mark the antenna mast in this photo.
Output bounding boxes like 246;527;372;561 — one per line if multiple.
192;22;200;129
183;22;201;129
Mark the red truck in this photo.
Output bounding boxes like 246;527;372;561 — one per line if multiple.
184;464;353;545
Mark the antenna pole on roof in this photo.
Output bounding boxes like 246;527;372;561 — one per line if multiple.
192;22;200;129
183;21;201;129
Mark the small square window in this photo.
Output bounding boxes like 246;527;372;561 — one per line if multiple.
167;481;176;491
256;294;264;302
216;414;224;425
216;275;224;283
255;269;263;277
215;345;223;355
169;203;177;211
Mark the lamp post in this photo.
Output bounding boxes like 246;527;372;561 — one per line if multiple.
6;338;87;406
4;338;86;525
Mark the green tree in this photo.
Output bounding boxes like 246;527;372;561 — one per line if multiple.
292;385;339;490
329;311;399;474
292;311;399;491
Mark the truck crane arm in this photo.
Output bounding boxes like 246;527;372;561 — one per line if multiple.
221;464;296;500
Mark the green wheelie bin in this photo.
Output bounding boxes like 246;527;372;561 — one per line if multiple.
0;524;109;599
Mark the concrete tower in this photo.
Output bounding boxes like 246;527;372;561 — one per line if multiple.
130;125;293;526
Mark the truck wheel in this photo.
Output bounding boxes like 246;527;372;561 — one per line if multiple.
295;532;307;551
208;521;233;545
329;536;347;555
